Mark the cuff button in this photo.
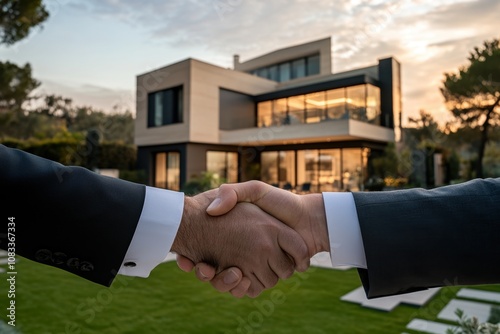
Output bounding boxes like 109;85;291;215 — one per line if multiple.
124;262;137;267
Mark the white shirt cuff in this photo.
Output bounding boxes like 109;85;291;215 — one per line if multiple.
118;186;184;277
322;192;367;269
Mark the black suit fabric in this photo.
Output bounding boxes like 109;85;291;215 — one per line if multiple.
1;145;145;286
352;178;500;298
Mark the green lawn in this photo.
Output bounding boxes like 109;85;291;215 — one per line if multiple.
1;257;499;334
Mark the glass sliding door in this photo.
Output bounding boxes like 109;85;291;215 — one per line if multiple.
207;151;238;183
155;152;180;191
279;151;296;189
318;149;341;192
297;150;318;193
261;151;279;186
342;148;363;192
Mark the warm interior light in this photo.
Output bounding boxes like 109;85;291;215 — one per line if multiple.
305;98;351;107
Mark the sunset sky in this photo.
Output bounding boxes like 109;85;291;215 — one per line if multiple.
1;0;499;126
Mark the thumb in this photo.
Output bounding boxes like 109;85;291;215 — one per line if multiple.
206;184;239;216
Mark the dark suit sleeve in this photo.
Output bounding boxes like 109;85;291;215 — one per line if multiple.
352;178;500;298
0;144;146;286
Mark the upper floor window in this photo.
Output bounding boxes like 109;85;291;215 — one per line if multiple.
257;84;381;127
250;54;320;82
148;86;183;127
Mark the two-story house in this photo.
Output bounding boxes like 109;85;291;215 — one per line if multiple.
134;37;401;192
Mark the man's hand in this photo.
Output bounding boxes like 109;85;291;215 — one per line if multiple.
176;181;330;296
208;181;330;257
171;188;309;297
176;256;251;298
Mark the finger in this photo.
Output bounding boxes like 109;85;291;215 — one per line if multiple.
209;267;244;292
246;272;266;298
268;249;295;280
230;277;251;298
206;181;274;216
176;254;195;272
206;184;239;216
254;263;279;291
194;263;216;282
207;181;301;228
277;227;310;272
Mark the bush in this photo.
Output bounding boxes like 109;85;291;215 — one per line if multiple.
98;142;137;170
447;309;500;334
182;172;225;196
1;138;137;170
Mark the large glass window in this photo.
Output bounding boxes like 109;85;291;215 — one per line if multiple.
287;95;305;124
326;88;346;120
291;59;306;79
257;101;272;127
261;151;279;186
251;54;320;82
261;151;296;189
346;85;367;122
279;63;291;82
262;148;365;192
273;98;287;126
366;85;381;124
279;151;296;189
268;65;279;81
155;152;180;191
297;150;318;193
257;67;269;79
148;86;183;127
342;148;363;192
257;84;381;127
305;91;326;123
307;55;320;76
206;151;238;183
318;149;341;192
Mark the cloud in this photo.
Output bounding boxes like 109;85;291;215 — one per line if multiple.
62;0;499;124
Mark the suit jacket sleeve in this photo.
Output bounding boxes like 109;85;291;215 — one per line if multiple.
352;178;500;298
0;144;146;286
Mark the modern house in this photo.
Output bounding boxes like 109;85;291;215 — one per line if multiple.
134;37;402;193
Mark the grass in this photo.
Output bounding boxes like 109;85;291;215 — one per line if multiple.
1;257;499;334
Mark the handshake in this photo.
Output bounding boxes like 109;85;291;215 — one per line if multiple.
170;180;330;298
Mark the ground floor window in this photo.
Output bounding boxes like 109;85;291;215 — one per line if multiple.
206;151;238;183
261;151;296;189
155;152;180;190
261;148;369;192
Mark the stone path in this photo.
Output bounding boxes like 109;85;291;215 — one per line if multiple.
341;286;440;312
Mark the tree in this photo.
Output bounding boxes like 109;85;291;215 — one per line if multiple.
441;38;500;178
0;0;48;113
0;0;49;45
0;61;40;111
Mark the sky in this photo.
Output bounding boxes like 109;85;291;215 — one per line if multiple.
1;0;499;126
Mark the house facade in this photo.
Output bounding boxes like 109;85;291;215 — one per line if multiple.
134;37;402;193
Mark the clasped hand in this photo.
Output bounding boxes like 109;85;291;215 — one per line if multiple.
172;181;329;298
